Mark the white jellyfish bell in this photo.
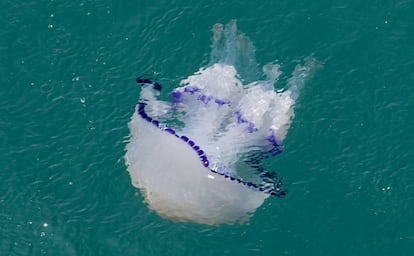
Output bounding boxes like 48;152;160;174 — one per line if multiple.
125;21;319;225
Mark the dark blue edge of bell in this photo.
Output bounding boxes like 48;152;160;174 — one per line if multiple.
134;101;287;198
133;77;287;197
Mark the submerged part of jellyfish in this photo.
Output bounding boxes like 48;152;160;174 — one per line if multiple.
125;21;320;225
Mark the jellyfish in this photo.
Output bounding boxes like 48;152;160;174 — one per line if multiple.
125;21;319;225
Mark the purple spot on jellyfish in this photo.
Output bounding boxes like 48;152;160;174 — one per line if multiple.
198;94;213;104
215;99;230;106
171;91;182;103
137;103;146;114
164;128;175;134
203;160;209;167
181;136;189;142
140;112;148;119
247;123;258;133
267;131;280;147
184;86;199;94
152;120;159;127
235;110;247;124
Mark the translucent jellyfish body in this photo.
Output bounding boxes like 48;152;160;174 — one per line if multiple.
125;21;319;225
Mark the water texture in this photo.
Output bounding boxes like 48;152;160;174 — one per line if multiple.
1;0;414;255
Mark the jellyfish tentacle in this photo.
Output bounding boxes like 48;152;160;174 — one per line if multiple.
136;77;162;91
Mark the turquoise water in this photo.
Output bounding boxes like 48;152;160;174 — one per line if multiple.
1;0;414;255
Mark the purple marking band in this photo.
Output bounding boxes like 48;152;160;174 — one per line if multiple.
184;86;199;94
235;110;259;133
171;87;231;107
135;102;286;197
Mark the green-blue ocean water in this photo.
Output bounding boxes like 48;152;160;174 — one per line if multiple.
1;0;414;255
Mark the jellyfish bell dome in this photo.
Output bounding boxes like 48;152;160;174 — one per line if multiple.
125;110;269;225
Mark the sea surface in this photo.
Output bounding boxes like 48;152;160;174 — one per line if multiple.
1;0;414;255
